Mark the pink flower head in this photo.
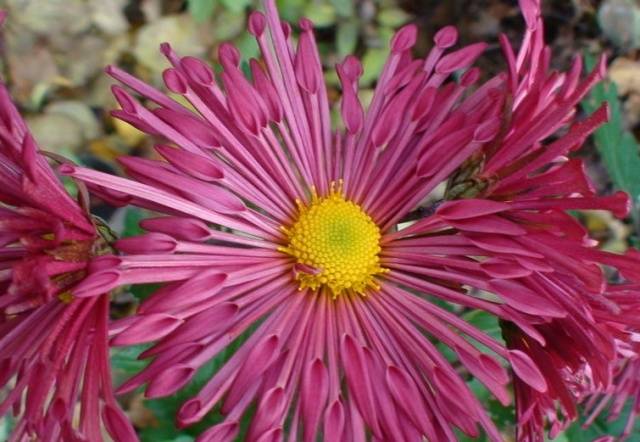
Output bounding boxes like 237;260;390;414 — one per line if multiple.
62;0;639;440
0;81;136;441
581;284;640;440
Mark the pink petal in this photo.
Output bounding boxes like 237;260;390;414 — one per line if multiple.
102;403;138;442
248;11;266;36
301;359;329;441
72;269;121;298
162;68;188;94
140;216;211;242
115;232;177;254
111;313;184;346
390;24;418;53
323;399;345;442
153;109;219;149
437;199;510;220
508;349;548;393
146;364;196;398
340;335;380;435
197;421;240;442
138;269;227;314
434;26;458;48
223;334;281;412
248;387;287;440
435;43;487;74
447;215;526;236
385;365;432;435
255;427;283;442
152;303;239;350
181;56;216;86
155;145;224;182
489;279;566;318
481;259;532;279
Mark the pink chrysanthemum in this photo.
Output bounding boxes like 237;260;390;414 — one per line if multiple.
581;284;640;440
61;0;639;440
0;68;136;440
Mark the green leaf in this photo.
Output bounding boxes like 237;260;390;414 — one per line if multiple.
562;400;640;440
0;415;14;440
122;207;146;238
336;21;359;57
582;53;640;223
213;8;248;40
330;0;353;18
303;3;337;28
235;32;260;62
275;0;306;22
377;7;411;28
111;344;151;386
462;309;504;343
130;283;160;302
187;0;217;23
220;0;252;13
361;47;389;87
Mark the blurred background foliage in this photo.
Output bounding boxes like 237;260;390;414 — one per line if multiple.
2;0;640;440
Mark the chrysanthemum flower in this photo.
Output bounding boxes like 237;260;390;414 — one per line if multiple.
0;70;136;440
581;284;640;440
61;0;639;440
456;5;640;440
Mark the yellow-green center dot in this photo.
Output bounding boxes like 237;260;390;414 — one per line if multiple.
280;184;386;297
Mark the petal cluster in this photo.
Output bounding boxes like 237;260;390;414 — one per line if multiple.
0;81;135;441
49;0;640;441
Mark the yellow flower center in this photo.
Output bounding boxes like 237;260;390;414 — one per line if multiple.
280;184;386;297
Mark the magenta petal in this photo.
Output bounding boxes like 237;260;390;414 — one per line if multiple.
254;427;283;442
162;68;188;94
437;199;510;220
340;335;380;435
115;232;177;254
323;399;345;442
72;269;120;298
294;21;321;94
390;24;418;53
102;403;138;442
155;145;224;182
146;364;196;398
473;117;501;142
248;387;287;440
432;367;477;414
153;109;219;149
138;269;227;314
447;215;527;236
385;365;432;435
177;398;205;427
248;11;266;36
223;334;281;412
181;56;216;86
456;348;511;406
467;234;544;258
519;0;540;29
153;302;239;348
300;359;329;442
88;255;122;273
434;25;458;48
481;259;532;279
140;216;211;242
196;421;240;442
435;42;487;74
508;350;548;393
489;279;566;318
112;313;184;346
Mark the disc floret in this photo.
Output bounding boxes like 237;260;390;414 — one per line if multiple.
280;183;386;296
